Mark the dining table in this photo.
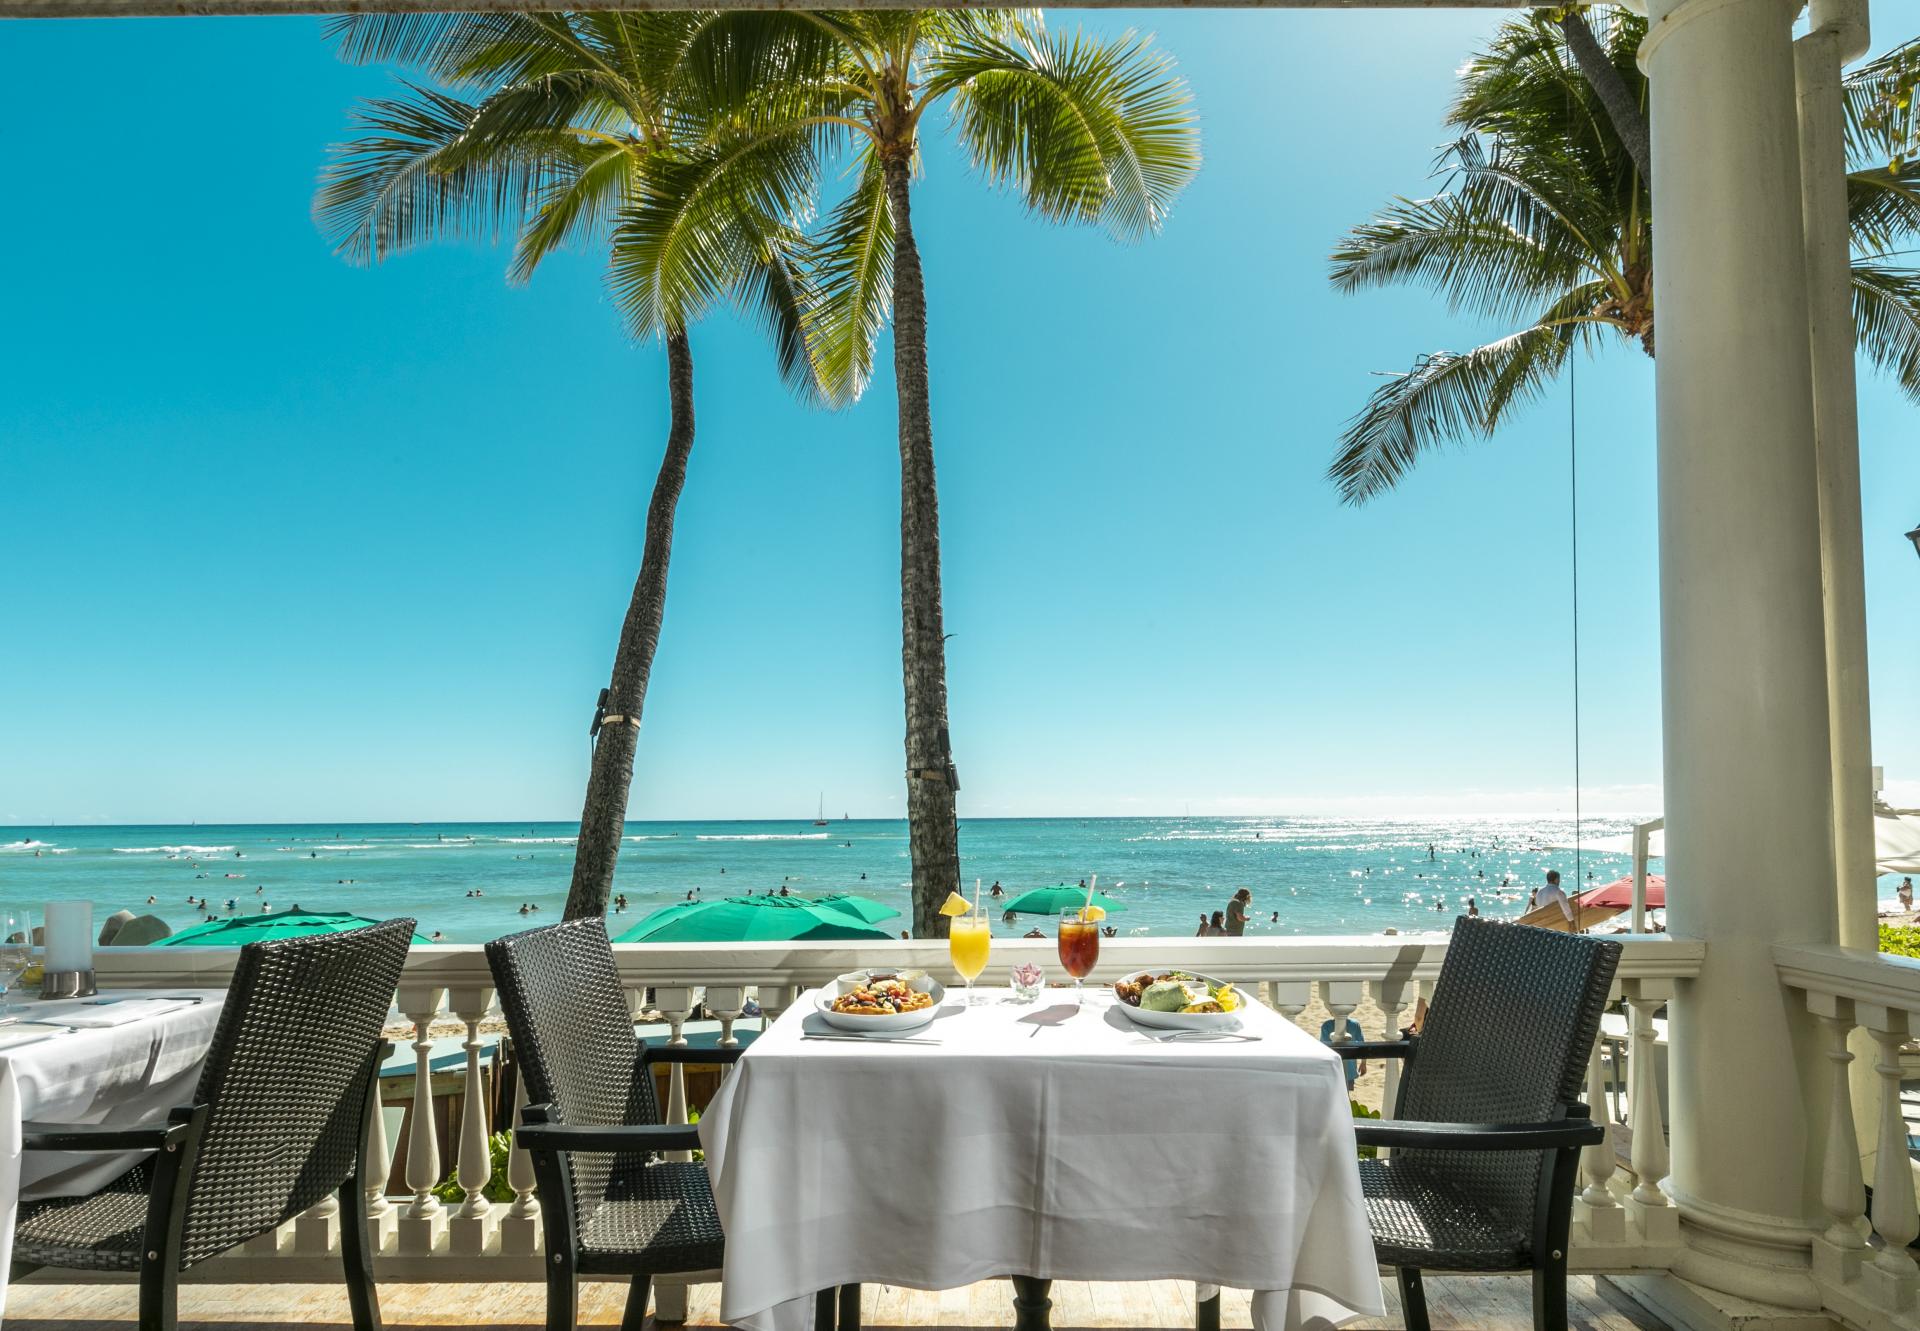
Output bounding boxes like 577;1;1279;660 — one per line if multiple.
0;989;227;1309
699;983;1386;1331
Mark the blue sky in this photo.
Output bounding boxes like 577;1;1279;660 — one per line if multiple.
2;10;1916;825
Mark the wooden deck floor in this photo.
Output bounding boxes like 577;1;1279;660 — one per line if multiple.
8;1274;1669;1331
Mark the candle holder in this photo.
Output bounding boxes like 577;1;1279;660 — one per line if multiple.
41;968;96;999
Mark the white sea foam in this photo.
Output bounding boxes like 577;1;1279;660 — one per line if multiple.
696;833;829;842
405;842;467;850
624;835;680;841
0;840;54;851
500;836;576;845
113;844;235;855
316;843;377;851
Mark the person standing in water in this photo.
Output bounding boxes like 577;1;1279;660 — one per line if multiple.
1225;888;1251;937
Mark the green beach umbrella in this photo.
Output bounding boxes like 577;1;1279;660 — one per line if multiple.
153;907;434;947
616;896;897;944
807;893;902;926
1000;885;1129;917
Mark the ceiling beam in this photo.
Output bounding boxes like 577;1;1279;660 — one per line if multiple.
3;0;1538;17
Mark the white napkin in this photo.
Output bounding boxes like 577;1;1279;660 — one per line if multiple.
59;999;194;1028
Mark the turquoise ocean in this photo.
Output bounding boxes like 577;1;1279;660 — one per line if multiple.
0;816;1676;944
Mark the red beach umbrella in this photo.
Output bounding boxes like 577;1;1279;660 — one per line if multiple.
1580;874;1666;910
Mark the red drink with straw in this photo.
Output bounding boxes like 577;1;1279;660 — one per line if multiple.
1057;910;1101;1005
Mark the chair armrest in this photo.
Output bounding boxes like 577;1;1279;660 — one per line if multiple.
515;1117;703;1155
642;1043;746;1067
23;1109;197;1153
1353;1117;1603;1151
1331;1040;1413;1060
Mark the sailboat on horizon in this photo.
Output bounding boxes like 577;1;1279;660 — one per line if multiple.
813;794;829;827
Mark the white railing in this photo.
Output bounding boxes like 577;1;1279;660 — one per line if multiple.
88;933;1705;1296
1776;942;1920;1329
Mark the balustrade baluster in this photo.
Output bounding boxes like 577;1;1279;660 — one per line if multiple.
1861;1006;1918;1310
1805;993;1868;1288
650;987;697;1324
362;1040;397;1255
1622;980;1677;1247
1372;977;1411;1125
1267;981;1309;1027
707;987;746;1047
448;985;497;1255
1575;987;1624;1245
397;984;448;1253
499;1055;542;1257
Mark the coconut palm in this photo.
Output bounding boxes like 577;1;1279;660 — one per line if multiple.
1328;10;1920;504
316;12;818;918
680;10;1199;935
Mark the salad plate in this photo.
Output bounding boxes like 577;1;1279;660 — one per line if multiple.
1111;970;1247;1031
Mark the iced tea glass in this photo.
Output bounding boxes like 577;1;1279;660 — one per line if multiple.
1057;910;1101;1007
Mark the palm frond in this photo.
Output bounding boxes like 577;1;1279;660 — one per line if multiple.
1846;160;1920;255
1843;38;1920;170
316;84;544;265
1851;260;1920;403
606;120;821;341
509;138;638;284
1329;321;1578;506
736;229;826;405
1330;190;1597;326
930;17;1199;241
804;149;894;406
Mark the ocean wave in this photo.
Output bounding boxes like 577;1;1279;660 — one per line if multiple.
405;842;468;849
625;834;679;841
500;836;576;845
695;833;829;842
0;840;55;851
113;845;235;855
316;843;378;851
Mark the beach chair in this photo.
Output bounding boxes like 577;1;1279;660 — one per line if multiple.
10;917;414;1331
1211;916;1619;1331
487;916;750;1331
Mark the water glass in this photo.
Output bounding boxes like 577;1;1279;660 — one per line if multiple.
0;911;33;1016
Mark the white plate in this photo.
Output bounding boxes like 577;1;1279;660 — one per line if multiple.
1111;970;1247;1031
815;978;947;1033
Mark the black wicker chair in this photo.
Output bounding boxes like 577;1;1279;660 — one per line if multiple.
487;916;752;1331
9;916;416;1331
1241;917;1619;1331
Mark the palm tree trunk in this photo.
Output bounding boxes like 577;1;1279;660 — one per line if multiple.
1558;11;1650;186
881;151;963;939
563;330;696;921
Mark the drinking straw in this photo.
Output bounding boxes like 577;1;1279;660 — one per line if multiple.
974;877;982;915
1082;874;1098;921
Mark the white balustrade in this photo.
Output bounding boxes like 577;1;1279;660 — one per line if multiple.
1775;942;1920;1324
86;932;1706;1285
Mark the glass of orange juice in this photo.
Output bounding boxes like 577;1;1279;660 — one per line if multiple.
949;910;991;1006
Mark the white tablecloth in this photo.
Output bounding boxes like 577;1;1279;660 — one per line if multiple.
700;989;1385;1331
0;990;226;1312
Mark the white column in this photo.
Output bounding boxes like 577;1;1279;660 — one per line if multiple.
1798;0;1876;960
447;985;497;1255
1643;0;1836;1306
397;985;448;1253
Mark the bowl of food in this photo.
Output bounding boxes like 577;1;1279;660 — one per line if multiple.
1111;970;1247;1030
817;971;946;1032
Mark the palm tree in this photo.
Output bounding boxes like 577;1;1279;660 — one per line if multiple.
317;12;818;919
683;10;1200;935
1328;11;1920;504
